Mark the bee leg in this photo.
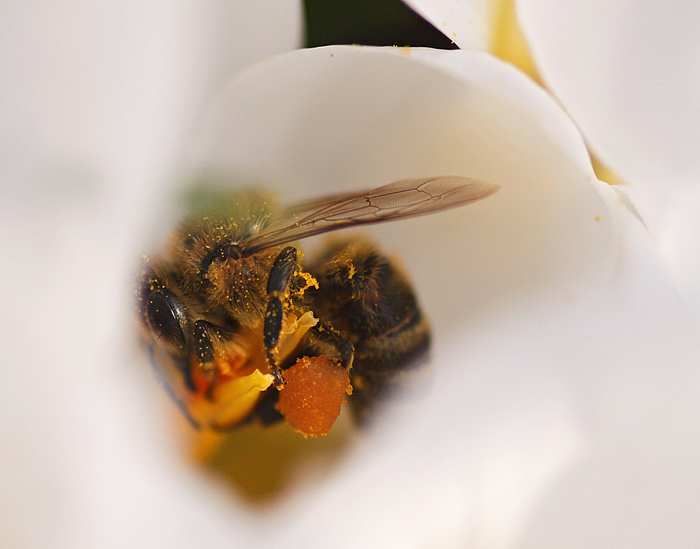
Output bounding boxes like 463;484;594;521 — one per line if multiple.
194;320;215;368
264;301;285;386
309;239;431;425
306;322;355;371
193;319;226;400
263;246;299;386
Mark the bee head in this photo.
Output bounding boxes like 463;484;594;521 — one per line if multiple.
199;241;244;275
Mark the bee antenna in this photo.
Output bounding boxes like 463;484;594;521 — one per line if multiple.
200;242;243;274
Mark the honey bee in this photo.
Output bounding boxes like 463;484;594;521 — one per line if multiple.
138;176;498;435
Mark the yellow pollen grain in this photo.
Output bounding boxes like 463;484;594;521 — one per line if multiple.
297;271;319;294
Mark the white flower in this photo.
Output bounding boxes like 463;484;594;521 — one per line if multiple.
2;2;698;549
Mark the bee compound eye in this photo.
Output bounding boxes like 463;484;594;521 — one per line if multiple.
145;289;188;351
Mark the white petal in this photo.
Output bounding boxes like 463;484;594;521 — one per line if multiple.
393;0;499;51
656;186;700;307
0;1;301;547
518;0;700;306
181;46;683;546
518;0;700;190
1;0;302;209
187;45;617;318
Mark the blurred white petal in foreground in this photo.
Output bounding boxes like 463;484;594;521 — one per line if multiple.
0;1;301;547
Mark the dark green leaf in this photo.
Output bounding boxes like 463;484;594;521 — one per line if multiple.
304;0;457;49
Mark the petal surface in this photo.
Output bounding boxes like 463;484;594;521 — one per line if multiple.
187;45;618;323
0;1;301;547
518;0;700;188
518;0;700;305
180;45;689;546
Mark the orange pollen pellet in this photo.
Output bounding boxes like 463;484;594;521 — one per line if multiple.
276;356;351;437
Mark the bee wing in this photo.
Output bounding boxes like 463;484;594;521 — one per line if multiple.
243;176;499;253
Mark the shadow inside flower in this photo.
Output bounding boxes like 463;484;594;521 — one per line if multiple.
189;412;354;504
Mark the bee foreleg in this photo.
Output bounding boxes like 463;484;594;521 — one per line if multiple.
264;299;284;386
263;246;299;386
266;246;298;297
194;320;217;379
194;320;214;363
